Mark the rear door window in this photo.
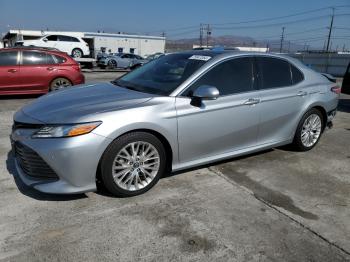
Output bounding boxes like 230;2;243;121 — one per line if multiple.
58;35;77;42
257;57;292;89
291;64;304;84
0;51;18;66
46;54;56;64
53;55;67;64
22;51;49;65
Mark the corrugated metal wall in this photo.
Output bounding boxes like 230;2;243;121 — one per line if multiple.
289;53;350;77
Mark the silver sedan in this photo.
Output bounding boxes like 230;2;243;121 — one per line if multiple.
11;51;339;197
98;53;146;69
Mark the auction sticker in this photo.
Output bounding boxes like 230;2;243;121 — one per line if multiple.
188;55;212;61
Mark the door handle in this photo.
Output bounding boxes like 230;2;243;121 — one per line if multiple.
7;69;17;73
297;91;308;97
47;67;54;71
243;98;260;105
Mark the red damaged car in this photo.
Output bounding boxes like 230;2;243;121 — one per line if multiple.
0;47;84;95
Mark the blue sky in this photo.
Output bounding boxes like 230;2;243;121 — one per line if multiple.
0;0;349;49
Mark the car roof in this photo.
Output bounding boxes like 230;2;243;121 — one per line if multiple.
171;50;306;68
0;46;69;56
174;50;290;58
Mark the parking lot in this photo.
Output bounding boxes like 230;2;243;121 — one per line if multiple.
0;72;349;261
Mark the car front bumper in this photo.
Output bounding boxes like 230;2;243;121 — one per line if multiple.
11;128;111;194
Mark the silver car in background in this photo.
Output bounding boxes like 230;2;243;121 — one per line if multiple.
11;51;340;197
98;53;146;69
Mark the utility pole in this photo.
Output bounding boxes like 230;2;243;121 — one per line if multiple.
199;24;212;48
279;27;285;53
326;7;335;52
206;24;211;48
199;23;203;48
287;41;291;53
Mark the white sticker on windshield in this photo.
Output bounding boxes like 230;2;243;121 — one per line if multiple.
188;55;211;61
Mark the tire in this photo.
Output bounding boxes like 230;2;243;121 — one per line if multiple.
72;48;83;58
100;132;167;197
107;59;117;69
292;108;324;151
49;77;72;91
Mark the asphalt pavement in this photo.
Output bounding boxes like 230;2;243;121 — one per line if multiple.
0;72;349;261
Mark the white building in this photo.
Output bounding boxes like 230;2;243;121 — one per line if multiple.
2;29;166;57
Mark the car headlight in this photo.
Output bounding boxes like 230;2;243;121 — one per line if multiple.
32;122;102;138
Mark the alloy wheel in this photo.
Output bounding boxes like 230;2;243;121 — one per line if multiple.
112;141;160;191
50;78;71;91
72;49;82;58
301;114;322;147
108;60;117;68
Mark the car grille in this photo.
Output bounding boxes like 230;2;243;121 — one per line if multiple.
14;142;58;180
12;121;43;131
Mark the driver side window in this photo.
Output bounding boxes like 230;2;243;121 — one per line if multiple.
184;57;255;97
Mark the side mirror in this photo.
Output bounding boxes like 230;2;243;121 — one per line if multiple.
191;85;220;107
42;38;48;42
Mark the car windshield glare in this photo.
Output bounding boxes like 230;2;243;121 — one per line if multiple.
113;53;210;96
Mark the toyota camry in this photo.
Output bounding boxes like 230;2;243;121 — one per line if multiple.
11;51;340;197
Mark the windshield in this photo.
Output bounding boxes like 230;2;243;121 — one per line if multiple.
112;53;211;96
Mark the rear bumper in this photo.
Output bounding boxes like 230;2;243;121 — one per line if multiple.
327;109;337;122
72;73;85;85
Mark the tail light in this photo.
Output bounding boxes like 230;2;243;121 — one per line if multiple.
72;64;81;72
331;85;341;94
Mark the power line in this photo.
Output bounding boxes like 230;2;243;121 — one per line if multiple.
289;35;350;43
166;29;198;38
259;27;327;39
212;7;330;26
145;5;350;36
146;25;198;35
334;27;350;31
211;5;350;26
212;15;331;30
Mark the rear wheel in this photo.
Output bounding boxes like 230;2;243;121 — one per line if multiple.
72;48;83;58
107;59;117;69
50;77;72;91
100;132;167;197
292;108;324;151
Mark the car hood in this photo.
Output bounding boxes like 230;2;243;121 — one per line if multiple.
17;83;154;124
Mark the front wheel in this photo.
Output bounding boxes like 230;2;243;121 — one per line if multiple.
292;108;324;151
107;59;117;69
100;132;167;197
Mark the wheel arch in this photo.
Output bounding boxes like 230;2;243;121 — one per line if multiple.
312;105;327;130
290;102;328;141
48;76;73;91
96;128;174;185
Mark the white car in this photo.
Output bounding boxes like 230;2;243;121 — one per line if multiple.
17;34;90;58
